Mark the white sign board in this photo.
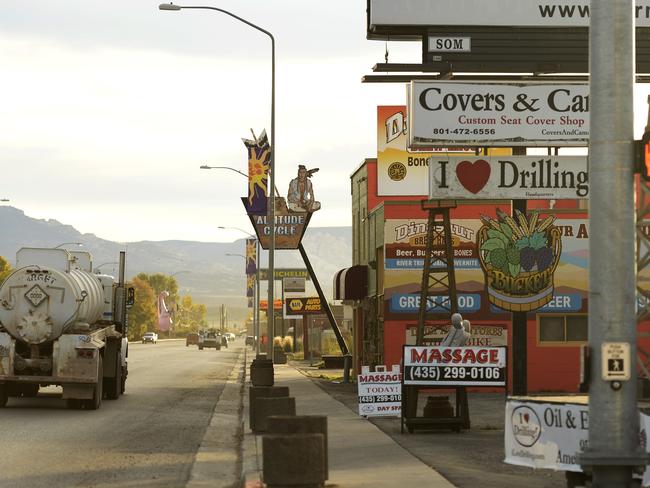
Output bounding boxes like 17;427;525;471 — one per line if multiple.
357;367;402;417
370;0;650;28
505;397;650;485
428;156;589;199
403;346;506;386
602;342;631;381
428;36;471;52
408;81;589;147
405;324;508;347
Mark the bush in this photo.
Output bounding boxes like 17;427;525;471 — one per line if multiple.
282;336;293;353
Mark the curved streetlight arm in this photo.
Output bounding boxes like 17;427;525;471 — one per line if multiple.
160;2;277;361
225;253;246;259
54;242;82;249
200;165;248;178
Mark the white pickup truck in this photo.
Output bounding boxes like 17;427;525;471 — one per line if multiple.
142;332;158;344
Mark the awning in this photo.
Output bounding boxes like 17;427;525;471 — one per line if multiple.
333;265;368;301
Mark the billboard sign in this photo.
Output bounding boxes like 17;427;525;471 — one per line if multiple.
403;345;507;386
260;268;310;280
405;324;508;347
408;82;589;147
377;106;510;196
369;0;650;28
429;156;589;200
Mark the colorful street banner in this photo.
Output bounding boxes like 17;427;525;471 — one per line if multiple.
246;238;256;305
408;82;589;147
243;130;271;215
428;156;589;200
377;105;511;196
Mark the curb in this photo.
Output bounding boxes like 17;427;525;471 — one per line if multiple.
185;347;247;488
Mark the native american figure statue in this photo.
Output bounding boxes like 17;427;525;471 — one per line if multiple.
287;164;321;213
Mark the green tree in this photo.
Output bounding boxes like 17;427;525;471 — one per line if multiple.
127;276;156;341
136;273;179;304
0;256;12;284
177;295;207;332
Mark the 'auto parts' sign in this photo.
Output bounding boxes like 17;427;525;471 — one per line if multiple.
285;297;323;315
408;81;589;147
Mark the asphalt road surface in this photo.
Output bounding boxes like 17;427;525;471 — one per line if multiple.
0;338;242;488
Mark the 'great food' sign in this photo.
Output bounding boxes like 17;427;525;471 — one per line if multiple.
408;81;589;147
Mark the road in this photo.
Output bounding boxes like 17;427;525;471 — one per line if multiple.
0;338;242;488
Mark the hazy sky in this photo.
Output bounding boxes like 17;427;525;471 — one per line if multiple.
2;1;649;243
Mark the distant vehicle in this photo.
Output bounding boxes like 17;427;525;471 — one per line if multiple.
142;332;158;344
199;331;221;351
225;333;236;342
245;335;256;347
186;333;199;347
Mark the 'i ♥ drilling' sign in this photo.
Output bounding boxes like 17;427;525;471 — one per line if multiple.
428;156;589;200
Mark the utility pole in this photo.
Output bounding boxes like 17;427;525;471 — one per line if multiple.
580;1;648;485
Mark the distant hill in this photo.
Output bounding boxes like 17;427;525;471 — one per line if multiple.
0;206;352;322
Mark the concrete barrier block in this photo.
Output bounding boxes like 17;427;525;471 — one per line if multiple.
267;415;328;479
263;433;325;488
249;386;290;431
253;397;296;433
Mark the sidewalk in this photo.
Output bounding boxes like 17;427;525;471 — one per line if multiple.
242;360;454;488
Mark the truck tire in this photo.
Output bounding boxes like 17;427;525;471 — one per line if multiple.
121;365;127;394
0;384;7;407
105;353;121;400
84;356;103;410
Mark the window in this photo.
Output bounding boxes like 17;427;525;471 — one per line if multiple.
538;314;588;344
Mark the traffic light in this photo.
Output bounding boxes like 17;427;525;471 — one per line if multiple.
638;95;650;181
636;130;650;181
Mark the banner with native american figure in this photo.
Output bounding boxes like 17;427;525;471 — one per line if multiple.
243;130;271;215
246;238;256;304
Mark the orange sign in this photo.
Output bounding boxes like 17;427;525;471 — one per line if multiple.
259;299;283;310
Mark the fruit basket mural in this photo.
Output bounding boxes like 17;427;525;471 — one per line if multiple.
477;209;562;312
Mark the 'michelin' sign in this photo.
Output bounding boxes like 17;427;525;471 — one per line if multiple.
428;156;588;200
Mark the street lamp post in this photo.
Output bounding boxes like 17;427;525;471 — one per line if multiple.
200;165;247;178
160;2;277;362
220;227;261;354
54;242;82;249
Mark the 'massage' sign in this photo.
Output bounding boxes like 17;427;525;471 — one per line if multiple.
403;345;507;386
429;156;589;199
408;81;589;147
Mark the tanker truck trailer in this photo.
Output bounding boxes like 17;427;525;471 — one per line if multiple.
0;248;133;410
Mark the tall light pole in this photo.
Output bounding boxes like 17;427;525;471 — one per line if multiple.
200;165;247;178
220;226;261;354
160;2;277;361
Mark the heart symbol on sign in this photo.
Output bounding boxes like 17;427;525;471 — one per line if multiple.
523;413;530;423
456;159;491;194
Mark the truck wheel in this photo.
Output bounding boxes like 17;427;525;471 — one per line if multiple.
0;384;7;407
105;354;121;400
121;366;127;394
84;356;103;410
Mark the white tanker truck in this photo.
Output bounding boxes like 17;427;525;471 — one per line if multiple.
0;248;133;410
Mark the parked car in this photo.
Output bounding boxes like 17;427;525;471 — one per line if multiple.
186;333;199;347
142;332;158;344
245;335;256;347
198;331;221;351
